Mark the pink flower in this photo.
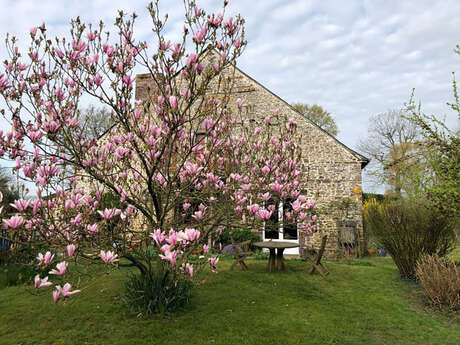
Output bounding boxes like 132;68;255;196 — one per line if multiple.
192;210;204;221
208;257;219;270
66;244;76;258
97;208;121;220
247;204;260;214
49;261;68;275
184;263;194;278
236;98;243;109
30;27;38;36
257;209;273;220
203;244;209;254
34;275;53;289
311;214;318;222
306;200;316;209
37;251;54;266
3;215;25;229
184;228;200;242
193;26;207;44
86;224;98;234
159;249;177;266
291;200;302;213
150;229;165;246
52;289;60;303
55;283;80;300
183;202;191;211
99;250;118;264
166;230;178;246
186;53;197;68
169;95;177;109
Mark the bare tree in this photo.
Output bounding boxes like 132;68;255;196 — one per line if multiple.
358;109;422;195
80;105;113;140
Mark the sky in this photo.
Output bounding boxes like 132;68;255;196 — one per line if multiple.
0;0;459;192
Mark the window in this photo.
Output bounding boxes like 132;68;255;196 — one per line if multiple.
263;198;298;241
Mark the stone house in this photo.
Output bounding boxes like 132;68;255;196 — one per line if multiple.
136;61;369;259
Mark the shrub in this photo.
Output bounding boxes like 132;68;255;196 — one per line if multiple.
218;229;260;249
416;255;460;310
124;270;193;316
363;198;456;279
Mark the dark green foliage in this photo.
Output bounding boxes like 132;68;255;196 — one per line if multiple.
363;198;456;279
362;193;385;203
124;270;193;316
217;228;260;249
0;244;43;286
0;169;19;215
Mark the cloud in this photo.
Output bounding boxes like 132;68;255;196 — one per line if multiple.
1;0;459;192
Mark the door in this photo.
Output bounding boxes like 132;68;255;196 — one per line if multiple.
262;200;299;255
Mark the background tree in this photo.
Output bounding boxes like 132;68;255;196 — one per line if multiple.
358;109;423;196
406;67;460;216
80;105;113;140
0;169;20;214
291;103;338;136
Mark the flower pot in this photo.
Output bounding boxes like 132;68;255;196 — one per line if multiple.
367;248;376;255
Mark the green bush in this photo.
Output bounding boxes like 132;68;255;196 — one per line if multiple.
363;198;456;279
218;228;260;249
124;270;193;316
0;244;42;286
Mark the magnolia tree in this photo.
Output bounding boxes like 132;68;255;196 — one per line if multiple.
0;0;318;305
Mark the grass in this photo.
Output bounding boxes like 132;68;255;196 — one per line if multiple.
0;256;459;345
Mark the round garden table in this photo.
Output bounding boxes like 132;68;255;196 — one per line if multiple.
253;241;299;272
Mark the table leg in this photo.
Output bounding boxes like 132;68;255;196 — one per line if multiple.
268;248;276;272
277;248;285;271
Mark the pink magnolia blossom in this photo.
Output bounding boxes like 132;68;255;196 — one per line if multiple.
183;263;194;277
208;257;219;271
66;244;76;258
3;215;25;229
192;210;204;221
37;251;54;266
159;249;177;266
97;208;121;220
169;95;177;109
49;261;68;275
306;200;316;209
99;250;119;264
291;200;302;213
52;289;60;304
10;199;30;211
34;275;53;289
150;229;165;246
193;26;207;44
257;209;273;220
54;283;81;301
247;204;260;214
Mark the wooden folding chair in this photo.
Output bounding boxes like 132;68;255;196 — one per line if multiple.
305;235;329;279
230;235;252;271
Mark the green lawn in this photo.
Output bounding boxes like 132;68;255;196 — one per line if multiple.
0;257;458;345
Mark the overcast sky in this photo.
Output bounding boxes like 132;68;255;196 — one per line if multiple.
1;0;459;192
